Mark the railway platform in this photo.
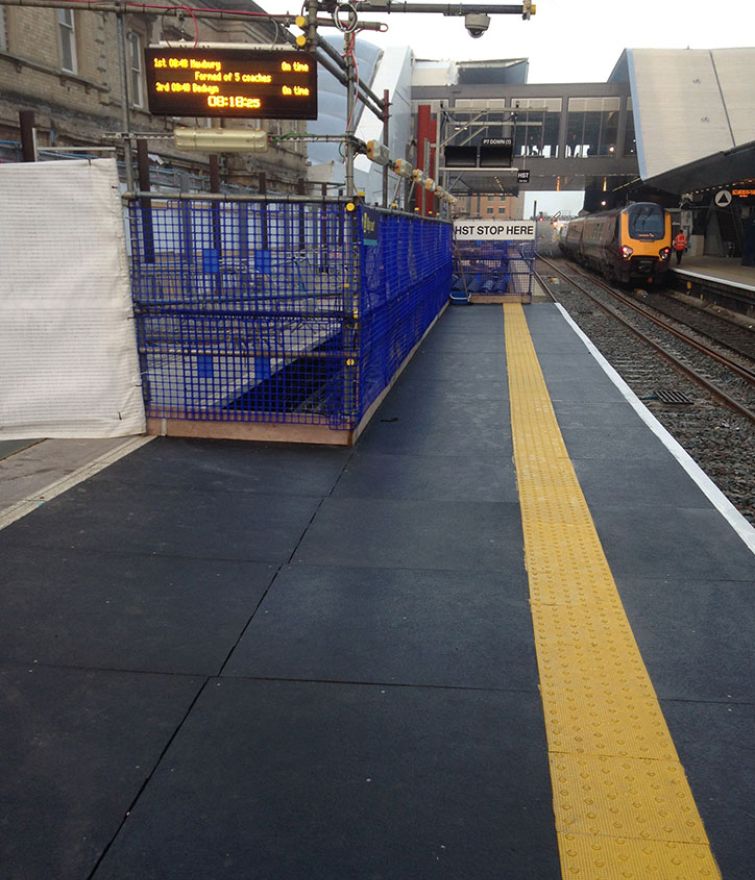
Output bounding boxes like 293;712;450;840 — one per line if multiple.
670;256;755;292
669;256;755;318
1;302;754;880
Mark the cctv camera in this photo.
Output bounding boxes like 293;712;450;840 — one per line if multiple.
464;12;490;37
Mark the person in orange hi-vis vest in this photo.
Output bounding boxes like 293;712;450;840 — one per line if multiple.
673;229;688;265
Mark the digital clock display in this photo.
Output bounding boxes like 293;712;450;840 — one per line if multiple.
144;47;318;119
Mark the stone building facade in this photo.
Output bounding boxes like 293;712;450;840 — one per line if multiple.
0;0;308;191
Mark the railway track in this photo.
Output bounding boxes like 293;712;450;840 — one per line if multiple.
538;256;755;424
535;256;755;525
638;290;755;363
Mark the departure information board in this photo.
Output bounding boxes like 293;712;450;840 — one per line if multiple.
144;47;318;119
479;137;513;167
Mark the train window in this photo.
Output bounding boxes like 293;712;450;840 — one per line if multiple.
628;205;664;239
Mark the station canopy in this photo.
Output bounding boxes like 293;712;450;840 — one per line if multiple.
610;47;755;192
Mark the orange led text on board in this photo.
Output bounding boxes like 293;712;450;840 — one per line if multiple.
144;48;318;118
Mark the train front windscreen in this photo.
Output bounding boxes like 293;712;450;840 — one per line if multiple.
628;205;665;240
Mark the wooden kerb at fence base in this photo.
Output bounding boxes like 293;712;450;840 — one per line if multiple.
146;303;448;446
147;417;354;445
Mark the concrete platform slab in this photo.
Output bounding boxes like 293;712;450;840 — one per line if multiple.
292;497;523;572
664;700;755;880
0;545;276;674
618;575;755;703
419;333;507;354
399;349;508;384
91;679;560;880
0;664;201;880
425;302;504;334
93;438;350;498
388;374;510;407
334;450;518;502
539;375;636;404
535;351;628;377
224;564;535;689
589;504;754;581
562;424;678;461
551;400;655;428
358;395;511;456
672;256;755;292
1;481;320;563
572;457;712;505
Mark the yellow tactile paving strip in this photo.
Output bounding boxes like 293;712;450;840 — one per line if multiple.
503;303;721;880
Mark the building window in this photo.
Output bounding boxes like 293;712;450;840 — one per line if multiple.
498;206;506;214
128;32;143;107
486;207;494;214
566;97;620;157
57;8;77;73
511;98;562;158
624;97;636;156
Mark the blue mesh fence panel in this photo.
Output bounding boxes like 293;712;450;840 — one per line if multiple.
359;207;452;413
129;198;451;431
452;239;535;297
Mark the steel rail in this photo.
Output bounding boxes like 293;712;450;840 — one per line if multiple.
647;289;755;363
532;268;555;302
575;264;755;386
539;256;755;424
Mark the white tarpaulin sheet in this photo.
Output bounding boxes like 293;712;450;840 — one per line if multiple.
0;158;145;438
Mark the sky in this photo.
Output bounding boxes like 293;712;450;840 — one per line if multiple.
263;0;753;83
261;0;754;210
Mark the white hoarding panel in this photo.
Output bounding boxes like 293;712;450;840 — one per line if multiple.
0;158;145;438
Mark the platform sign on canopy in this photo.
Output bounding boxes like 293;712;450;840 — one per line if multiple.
144;47;318;119
444;138;514;169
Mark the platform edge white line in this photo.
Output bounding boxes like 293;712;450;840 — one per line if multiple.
554;302;755;556
0;435;154;532
672;268;755;294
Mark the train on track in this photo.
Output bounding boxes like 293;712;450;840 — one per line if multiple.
559;202;672;286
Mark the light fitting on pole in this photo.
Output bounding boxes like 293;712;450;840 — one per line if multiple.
174;128;269;152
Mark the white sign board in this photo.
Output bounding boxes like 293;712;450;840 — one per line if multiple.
454;220;536;241
714;189;732;208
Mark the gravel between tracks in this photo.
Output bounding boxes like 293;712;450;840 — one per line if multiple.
541;266;755;527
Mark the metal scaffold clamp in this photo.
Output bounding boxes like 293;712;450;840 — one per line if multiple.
333;0;360;31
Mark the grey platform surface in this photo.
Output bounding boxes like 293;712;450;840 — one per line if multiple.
1;303;753;880
671;255;755;291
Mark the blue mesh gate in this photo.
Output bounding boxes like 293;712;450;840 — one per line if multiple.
451;219;536;302
128;197;451;433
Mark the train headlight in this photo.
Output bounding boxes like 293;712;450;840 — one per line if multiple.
659;247;671;260
620;245;633;260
